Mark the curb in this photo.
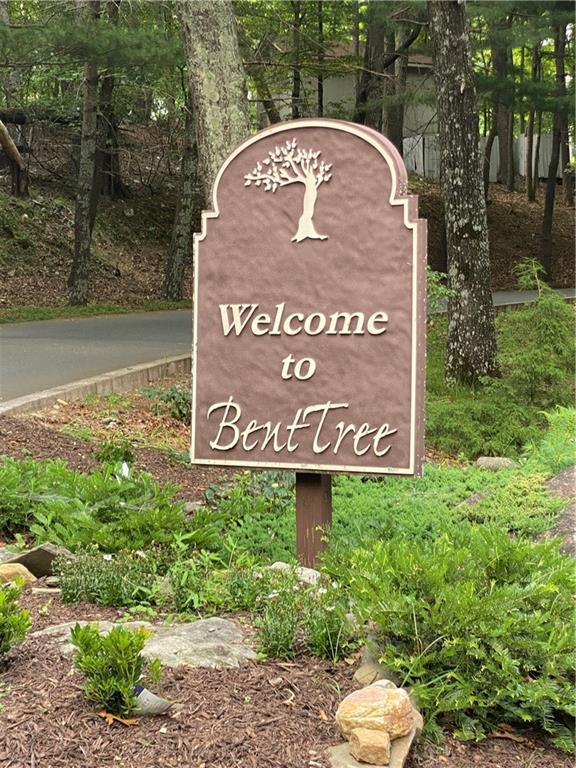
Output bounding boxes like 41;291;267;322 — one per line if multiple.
0;354;191;417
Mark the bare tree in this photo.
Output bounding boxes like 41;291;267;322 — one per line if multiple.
429;0;498;384
244;138;333;243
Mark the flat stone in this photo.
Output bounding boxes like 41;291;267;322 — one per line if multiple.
388;710;424;768
0;547;15;563
184;501;203;514
354;644;400;688
31;617;257;669
475;456;514;471
546;465;576;500
3;543;74;577
328;744;387;768
270;561;321;586
0;563;37;585
349;728;391;764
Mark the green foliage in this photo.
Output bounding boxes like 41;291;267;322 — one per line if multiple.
0;457;186;551
95;439;135;466
0;583;30;658
490;290;575;410
332;527;575;748
426;286;575;459
427;268;454;314
523;407;576;475
70;623;162;716
148;385;191;425
55;549;162;607
168;551;226;613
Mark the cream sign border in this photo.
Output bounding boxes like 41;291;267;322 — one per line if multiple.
191;119;423;476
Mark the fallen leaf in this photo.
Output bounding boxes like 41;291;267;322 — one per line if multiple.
489;730;529;744
282;689;295;706
318;709;329;722
98;711;139;726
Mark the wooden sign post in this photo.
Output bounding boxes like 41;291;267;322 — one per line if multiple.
191;119;426;567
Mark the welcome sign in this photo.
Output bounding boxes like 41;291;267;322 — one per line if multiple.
191;119;426;476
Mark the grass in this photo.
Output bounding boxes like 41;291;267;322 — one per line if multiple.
0;300;193;324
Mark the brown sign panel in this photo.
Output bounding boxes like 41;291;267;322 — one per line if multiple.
191;119;426;476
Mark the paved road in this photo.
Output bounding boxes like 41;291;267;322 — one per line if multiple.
1;288;574;403
0;310;192;402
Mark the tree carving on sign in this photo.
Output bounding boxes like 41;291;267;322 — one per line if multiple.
244;138;332;243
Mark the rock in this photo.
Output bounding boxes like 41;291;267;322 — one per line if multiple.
32;617;257;669
328;744;386;768
184;501;203;514
388;710;423;768
45;576;60;587
269;561;321;586
0;547;15;563
475;456;514;471
3;543;74;578
336;684;413;740
354;644;400;688
349;728;391;765
0;563;37;585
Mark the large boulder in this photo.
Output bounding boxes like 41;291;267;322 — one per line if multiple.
2;542;74;578
336;683;414;740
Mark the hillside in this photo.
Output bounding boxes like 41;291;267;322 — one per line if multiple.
0;175;573;311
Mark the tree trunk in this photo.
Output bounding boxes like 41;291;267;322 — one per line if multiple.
381;31;396;139
291;1;302;119
179;0;250;204
317;0;324;117
68;2;100;306
0;118;28;196
354;2;385;129
561;119;574;206
429;0;498;385
492;40;511;186
483;120;497;201
541;21;566;279
526;44;540;202
164;101;197;300
533;111;543;197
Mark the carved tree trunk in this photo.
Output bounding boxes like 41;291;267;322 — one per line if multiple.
429;0;498;385
68;1;100;305
179;0;250;203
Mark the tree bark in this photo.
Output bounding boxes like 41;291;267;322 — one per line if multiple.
68;1;100;306
533;110;543;197
0;118;28;196
317;0;324;117
492;38;511;186
429;0;498;385
541;21;566;279
164;101;197;300
526;44;540;202
483;119;497;201
179;0;250;204
291;1;302;119
354;2;386;129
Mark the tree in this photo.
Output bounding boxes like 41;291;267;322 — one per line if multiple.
68;1;100;306
244;138;332;242
0;118;28;196
428;0;498;384
179;0;250;203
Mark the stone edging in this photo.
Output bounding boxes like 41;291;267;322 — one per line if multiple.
0;354;192;416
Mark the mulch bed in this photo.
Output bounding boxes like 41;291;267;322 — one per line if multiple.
0;414;233;501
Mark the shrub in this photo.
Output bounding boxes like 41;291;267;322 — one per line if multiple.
95;440;135;466
0;457;187;551
55;549;162;607
70;623;162;716
0;583;30;657
148;385;191;424
335;527;575;749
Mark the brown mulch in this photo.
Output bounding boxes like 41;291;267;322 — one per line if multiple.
0;414;233;501
0;619;572;768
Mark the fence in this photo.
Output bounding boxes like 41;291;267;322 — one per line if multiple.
403;134;566;182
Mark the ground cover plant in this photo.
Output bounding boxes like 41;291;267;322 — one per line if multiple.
70;623;162;716
0;584;30;658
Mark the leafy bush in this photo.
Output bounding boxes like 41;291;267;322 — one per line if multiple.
70;623;162;716
0;583;30;657
333;528;575;749
491;289;575;410
0;457;187;551
56;549;163;607
427;268;454;314
95;440;135;466
523;407;576;475
147;385;191;424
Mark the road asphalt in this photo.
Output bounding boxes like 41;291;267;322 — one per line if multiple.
0;310;192;402
0;288;574;403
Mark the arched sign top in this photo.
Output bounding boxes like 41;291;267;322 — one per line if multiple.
192;118;427;476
